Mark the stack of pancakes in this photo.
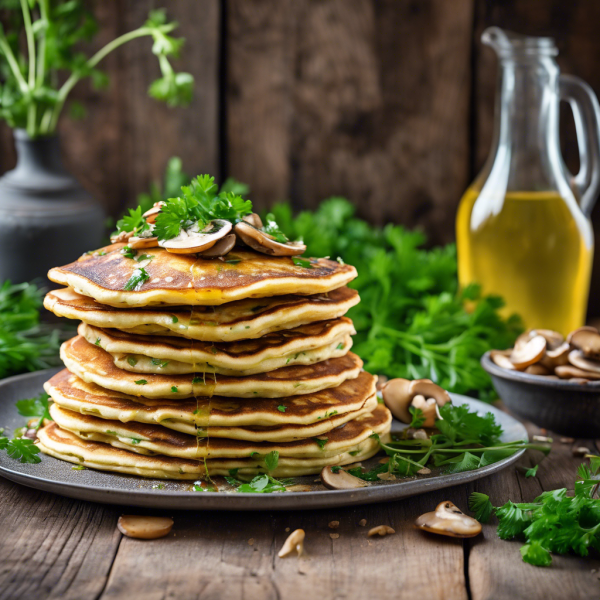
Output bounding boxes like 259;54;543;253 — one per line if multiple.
40;248;391;479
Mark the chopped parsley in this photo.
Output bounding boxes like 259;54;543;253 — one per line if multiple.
277;405;286;413
151;358;169;368
95;338;101;346
16;392;51;431
121;246;137;259
134;379;148;385
72;465;86;470
124;267;150;291
171;386;178;393
336;343;344;350
127;356;138;367
171;316;179;324
135;254;155;263
292;256;313;269
262;213;289;244
313;437;328;450
130;438;141;445
224;257;241;265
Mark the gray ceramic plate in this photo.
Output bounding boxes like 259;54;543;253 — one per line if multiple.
0;368;528;510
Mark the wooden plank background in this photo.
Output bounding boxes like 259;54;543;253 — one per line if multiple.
2;0;600;309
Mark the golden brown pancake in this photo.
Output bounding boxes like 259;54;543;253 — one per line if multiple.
38;422;384;478
60;336;363;399
45;369;378;441
50;403;392;459
78;318;354;375
48;246;357;307
44;287;360;342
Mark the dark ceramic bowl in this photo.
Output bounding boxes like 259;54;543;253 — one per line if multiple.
481;351;600;438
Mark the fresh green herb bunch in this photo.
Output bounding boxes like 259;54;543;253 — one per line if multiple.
0;280;62;378
268;198;523;400
469;457;600;567
348;403;549;481
0;2;193;138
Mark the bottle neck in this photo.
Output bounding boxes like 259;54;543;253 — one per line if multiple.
487;56;561;189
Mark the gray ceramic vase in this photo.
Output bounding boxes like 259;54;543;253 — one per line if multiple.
0;129;105;284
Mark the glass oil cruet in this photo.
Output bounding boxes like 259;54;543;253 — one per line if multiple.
456;27;600;335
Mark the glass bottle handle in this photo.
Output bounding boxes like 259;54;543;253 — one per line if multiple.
559;74;600;216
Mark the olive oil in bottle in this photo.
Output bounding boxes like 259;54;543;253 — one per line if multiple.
456;188;593;334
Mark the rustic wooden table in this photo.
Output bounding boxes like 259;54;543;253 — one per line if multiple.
1;417;599;600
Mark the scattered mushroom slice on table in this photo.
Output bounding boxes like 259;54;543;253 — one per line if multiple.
159;219;232;254
415;501;482;538
368;525;395;537
117;515;174;539
320;465;368;490
234;221;307;256
278;529;305;557
380;378;451;427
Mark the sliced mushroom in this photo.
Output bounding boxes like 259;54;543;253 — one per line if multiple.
197;234;237;258
510;335;546;369
410;380;451;427
568;327;600;359
129;236;159;249
278;528;305;557
381;378;450;427
117;515;173;539
568;349;600;374
142;202;165;225
555;364;600;381
415;501;482;538
368;525;395;537
524;364;551;375
320;465;368;490
490;350;515;370
234;221;306;256
160;219;232;254
539;341;570;370
243;213;263;229
111;230;134;244
380;378;413;422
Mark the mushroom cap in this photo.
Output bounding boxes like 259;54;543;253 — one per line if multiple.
243;213;263;229
380;378;413;423
568;327;600;359
510;335;546;369
539;341;570;370
197;234;237;258
490;350;515;370
567;349;600;375
320;465;369;490
234;221;307;256
415;501;482;538
160;219;232;254
524;364;551;375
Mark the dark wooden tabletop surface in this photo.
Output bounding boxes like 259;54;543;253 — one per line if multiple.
1;415;599;600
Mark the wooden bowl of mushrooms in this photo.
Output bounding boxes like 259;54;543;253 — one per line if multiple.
481;326;600;437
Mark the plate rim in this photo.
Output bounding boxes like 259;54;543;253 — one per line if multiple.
0;369;528;510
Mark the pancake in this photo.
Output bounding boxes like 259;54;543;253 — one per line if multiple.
79;318;354;376
45;369;378;441
60;336;363;399
38;422;383;478
48;246;357;307
44;287;360;342
49;404;392;460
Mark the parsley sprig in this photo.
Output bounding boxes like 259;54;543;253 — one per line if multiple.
224;451;294;493
153;175;252;241
16;392;52;431
469;457;600;567
350;403;549;480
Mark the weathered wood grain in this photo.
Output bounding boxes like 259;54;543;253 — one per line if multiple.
99;488;467;600
0;477;121;600
226;0;474;243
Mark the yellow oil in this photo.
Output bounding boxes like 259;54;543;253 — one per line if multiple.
456;187;593;335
